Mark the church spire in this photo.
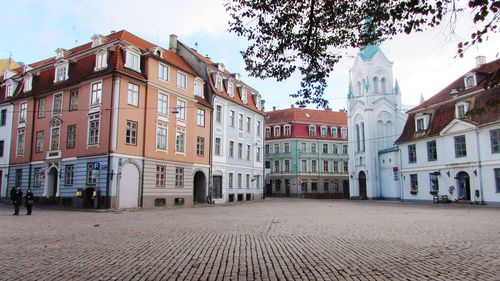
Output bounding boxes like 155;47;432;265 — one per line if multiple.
394;79;400;95
419;93;425;104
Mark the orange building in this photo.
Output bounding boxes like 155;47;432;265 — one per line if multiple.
0;30;211;208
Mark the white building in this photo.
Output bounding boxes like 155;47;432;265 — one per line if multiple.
173;36;265;203
396;57;500;205
0;69;17;198
347;45;407;199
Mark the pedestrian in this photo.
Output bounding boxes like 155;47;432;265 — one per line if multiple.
12;186;23;216
25;188;34;215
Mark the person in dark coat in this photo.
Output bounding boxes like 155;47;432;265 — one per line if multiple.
24;188;34;215
12;187;23;216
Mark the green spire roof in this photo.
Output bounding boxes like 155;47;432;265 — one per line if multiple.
359;44;380;60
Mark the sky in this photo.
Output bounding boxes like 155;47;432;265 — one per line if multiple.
1;0;498;111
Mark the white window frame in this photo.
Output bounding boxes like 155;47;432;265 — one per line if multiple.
156;165;166;187
69;90;79;111
341;127;347;139
176;71;187;89
265;127;271;138
95;50;108;71
194;79;204;97
176;127;186;153
50;121;61;151
54;63;69;83
17;128;25;156
238;113;244;130
284;125;291;136
227;81;234;97
125;120;138;145
455;102;469;119
52;92;63;116
157;91;168;115
24;74;32;92
127;83;139;107
309;125;316;136
257;120;261;136
156;122;168;150
175;167;184;188
125;48;141;72
5;82;13;97
215;75;223;91
229;110;235;127
415;114;429;132
241;88;248;104
158;63;169;81
87;114;100;145
65;165;74;186
19;102;27;123
215;137;221;156
90;81;102;107
176;99;186;121
35;131;44;152
464;74;476;89
273;126;281;137
197;109;205;127
331;127;337;138
320;126;327;137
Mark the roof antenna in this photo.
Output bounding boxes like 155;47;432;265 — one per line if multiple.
72;26;78;45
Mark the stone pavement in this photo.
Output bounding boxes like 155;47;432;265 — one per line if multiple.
1;199;499;281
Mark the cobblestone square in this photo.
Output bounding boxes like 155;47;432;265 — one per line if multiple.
1;199;499;281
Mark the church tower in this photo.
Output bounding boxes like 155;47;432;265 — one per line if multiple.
347;45;407;200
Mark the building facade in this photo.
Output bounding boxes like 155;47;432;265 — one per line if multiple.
172;35;265;203
265;107;349;197
347;45;407;200
0;71;14;197
396;57;500;205
0;30;211;208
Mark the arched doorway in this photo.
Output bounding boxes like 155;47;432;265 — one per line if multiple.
456;172;471;201
193;171;206;203
46;167;58;203
358;171;367;199
118;163;140;208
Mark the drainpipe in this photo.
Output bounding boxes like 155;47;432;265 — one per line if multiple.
106;74;117;209
140;65;149;208
475;126;484;204
398;145;404;202
208;92;214;202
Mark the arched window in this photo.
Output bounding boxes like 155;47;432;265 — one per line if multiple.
361;122;365;152
380;78;386;94
373;77;379;94
356;124;360;152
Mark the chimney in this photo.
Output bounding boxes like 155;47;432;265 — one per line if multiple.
169;34;178;53
291;104;294;108
325;107;332;111
475;56;486;68
261;99;265;110
272;106;276;111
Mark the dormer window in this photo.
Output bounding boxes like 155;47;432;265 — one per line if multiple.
218;63;225;72
55;48;70;59
255;95;261;110
5;81;15;97
241;88;248;104
415;113;430;132
464;74;476;88
320;126;327;137
194;78;204;97
94;50;108;71
265;127;271;138
341;127;347;139
124;47;141;72
227;81;234;97
91;34;107;47
151;47;163;57
24;74;32;92
455;102;469;119
309;125;316;136
284;124;291;136
215;75;223;91
54;62;69;83
274;126;281;137
331;127;338;138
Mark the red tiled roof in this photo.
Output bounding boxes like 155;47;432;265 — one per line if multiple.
396;59;500;143
265;108;347;125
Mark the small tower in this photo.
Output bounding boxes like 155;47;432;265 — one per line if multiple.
347;44;407;200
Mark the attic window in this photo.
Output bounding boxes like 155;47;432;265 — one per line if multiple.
124;47;141;72
265;127;271;138
320;126;327;137
241;88;248;104
215;75;223;91
55;48;69;59
274;126;281;137
218;63;225;72
153;48;163;57
255;95;261;110
455;102;469;119
309;125;316;136
91;34;107;47
227;81;234;97
24;74;33;92
464;74;476;88
94;49;108;71
54;63;69;83
415;113;430;132
5;81;14;97
284;124;291;136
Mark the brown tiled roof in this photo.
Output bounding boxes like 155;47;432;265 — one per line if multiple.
396;59;500;143
265;108;347;125
178;42;262;114
1;30;198;101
